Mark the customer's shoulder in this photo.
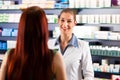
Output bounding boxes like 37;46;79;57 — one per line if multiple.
51;49;61;59
52;51;63;69
49;49;60;60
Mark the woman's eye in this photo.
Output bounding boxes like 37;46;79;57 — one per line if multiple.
68;21;72;23
61;20;64;22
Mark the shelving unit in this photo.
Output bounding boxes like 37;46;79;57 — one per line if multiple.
0;0;120;79
92;55;120;79
95;71;119;79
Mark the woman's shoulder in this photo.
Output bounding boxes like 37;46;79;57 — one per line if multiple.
0;49;13;69
50;49;62;60
52;50;63;68
49;49;59;57
4;49;13;59
51;50;67;80
3;48;14;62
6;48;14;54
77;39;89;47
51;49;63;69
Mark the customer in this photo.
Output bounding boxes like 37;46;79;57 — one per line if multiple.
0;6;67;80
48;8;94;80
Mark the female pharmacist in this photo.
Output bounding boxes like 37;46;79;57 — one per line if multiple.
48;8;94;80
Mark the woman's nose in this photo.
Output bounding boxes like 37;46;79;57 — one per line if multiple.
63;21;68;26
62;22;68;29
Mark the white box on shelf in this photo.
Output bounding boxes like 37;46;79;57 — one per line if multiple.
7;40;16;49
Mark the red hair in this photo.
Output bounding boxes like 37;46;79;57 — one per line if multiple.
6;6;53;80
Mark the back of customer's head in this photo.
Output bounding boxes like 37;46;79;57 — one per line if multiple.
6;6;52;80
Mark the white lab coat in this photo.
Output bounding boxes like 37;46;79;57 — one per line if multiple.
48;38;94;80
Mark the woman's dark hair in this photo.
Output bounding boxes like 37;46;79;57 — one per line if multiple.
6;6;53;80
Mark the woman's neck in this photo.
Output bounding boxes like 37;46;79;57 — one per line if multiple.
60;34;72;44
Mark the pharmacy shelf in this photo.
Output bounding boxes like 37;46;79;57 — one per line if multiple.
0;23;58;30
95;71;120;79
0;23;18;28
92;54;120;58
0;54;5;67
0;50;6;54
95;71;120;75
94;40;120;47
0;36;16;41
92;55;120;79
77;23;120;27
78;8;120;14
92;55;120;62
0;9;21;13
81;39;120;47
80;38;120;41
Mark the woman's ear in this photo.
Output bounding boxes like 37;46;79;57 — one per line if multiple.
75;21;77;25
58;18;60;24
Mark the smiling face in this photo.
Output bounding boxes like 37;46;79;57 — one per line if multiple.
58;12;76;36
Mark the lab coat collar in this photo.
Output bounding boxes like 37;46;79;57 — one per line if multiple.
54;33;79;48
